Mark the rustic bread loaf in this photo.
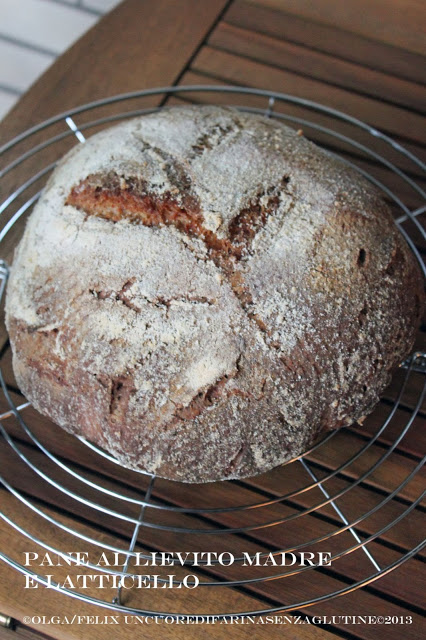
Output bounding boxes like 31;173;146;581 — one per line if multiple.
5;106;424;482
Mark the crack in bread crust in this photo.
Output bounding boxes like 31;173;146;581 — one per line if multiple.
66;172;241;258
163;353;254;433
89;280;216;313
67;171;290;349
189;122;237;158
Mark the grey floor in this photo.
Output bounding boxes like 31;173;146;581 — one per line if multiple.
0;0;121;120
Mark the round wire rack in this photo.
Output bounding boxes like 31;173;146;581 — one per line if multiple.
0;86;425;619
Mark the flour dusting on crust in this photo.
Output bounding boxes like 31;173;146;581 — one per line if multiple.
5;106;424;482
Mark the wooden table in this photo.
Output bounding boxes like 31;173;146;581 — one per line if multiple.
0;1;424;639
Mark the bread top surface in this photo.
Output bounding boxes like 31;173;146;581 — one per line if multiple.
5;106;424;482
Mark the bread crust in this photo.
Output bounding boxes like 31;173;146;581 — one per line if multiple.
5;106;425;482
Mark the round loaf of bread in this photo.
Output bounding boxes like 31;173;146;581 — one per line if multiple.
5;106;424;482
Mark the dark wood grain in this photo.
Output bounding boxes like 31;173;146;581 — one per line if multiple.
225;0;426;84
209;22;426;112
0;625;52;640
0;489;350;640
235;0;426;58
0;384;424;601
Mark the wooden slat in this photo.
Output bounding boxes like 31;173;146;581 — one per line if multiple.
241;0;426;57
262;471;426;559
305;432;425;503
1;445;424;638
354;405;426;460
209;22;426;112
5;489;421;640
0;625;52;639
225;1;426;84
191;46;426;147
382;366;426;413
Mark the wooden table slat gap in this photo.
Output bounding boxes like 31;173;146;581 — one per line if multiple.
380;397;426;420
0;625;53;640
330;430;424;464
208;23;426;115
0;500;307;633
219;16;426;90
0;510;400;638
165;0;236;95
241;0;425;57
2;383;423;521
190;46;426;149
302;458;425;510
4;426;417;531
4;428;424;565
225;0;426;84
2;444;422;616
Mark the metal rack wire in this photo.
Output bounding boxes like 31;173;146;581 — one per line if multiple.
0;86;424;619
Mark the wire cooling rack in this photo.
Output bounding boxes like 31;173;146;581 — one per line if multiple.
0;86;425;619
